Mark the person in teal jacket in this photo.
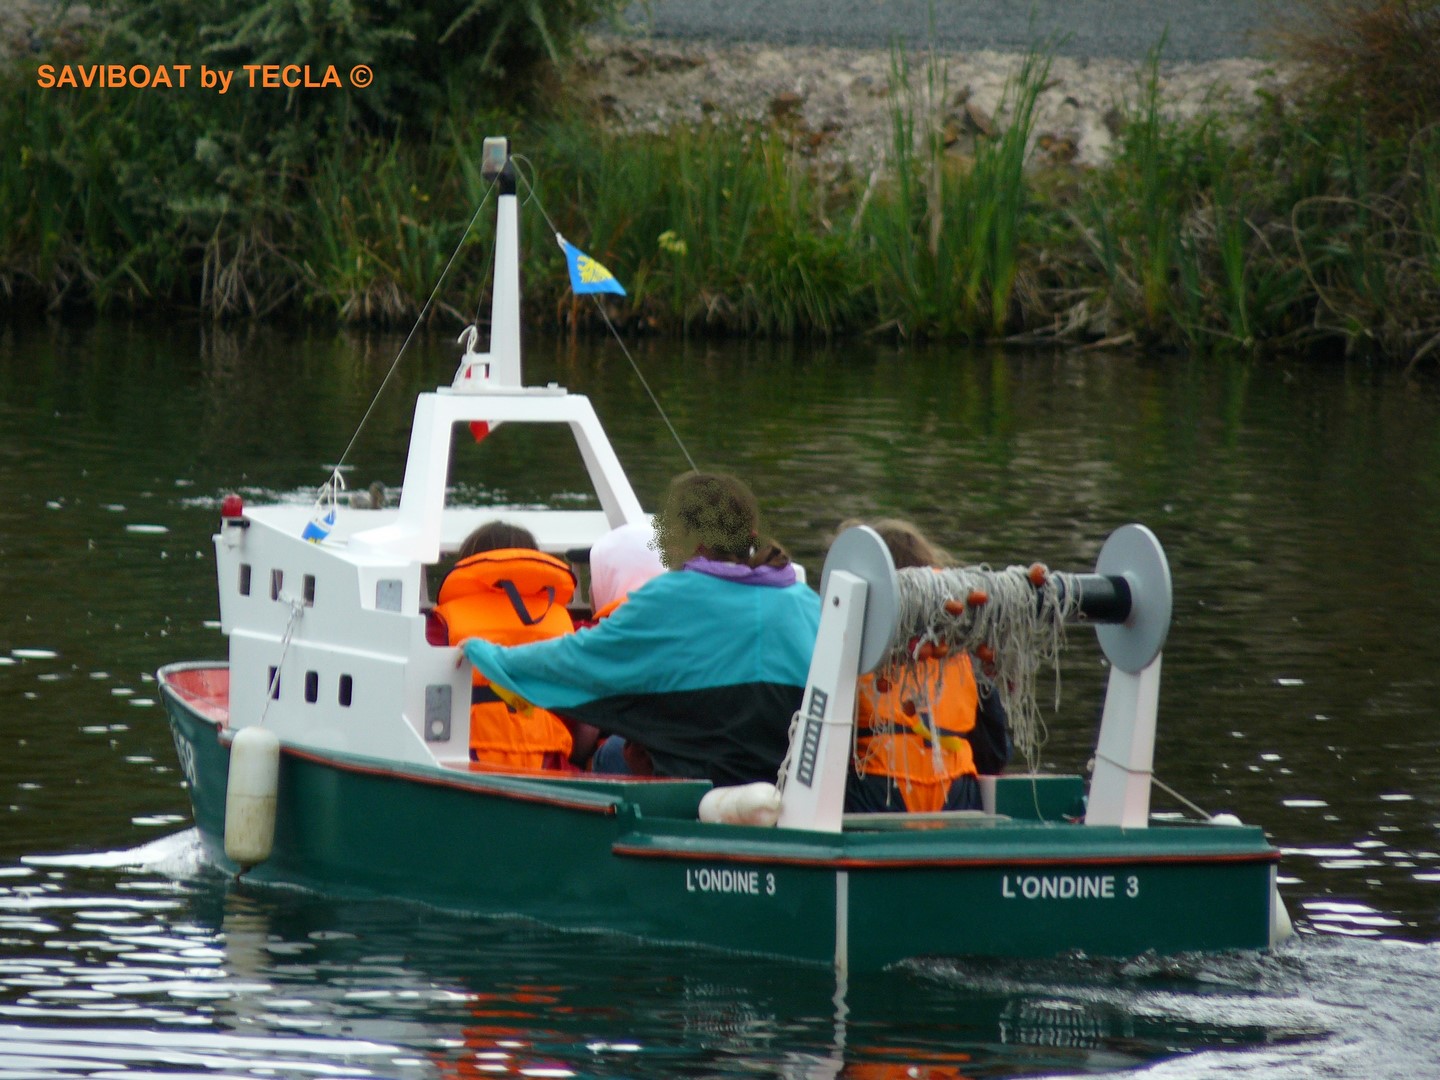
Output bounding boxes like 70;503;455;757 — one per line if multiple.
460;473;821;787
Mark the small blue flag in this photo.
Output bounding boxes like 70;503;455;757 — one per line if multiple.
301;508;336;543
557;234;626;296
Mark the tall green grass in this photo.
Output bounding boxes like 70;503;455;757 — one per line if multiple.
861;47;1050;339
515;120;862;336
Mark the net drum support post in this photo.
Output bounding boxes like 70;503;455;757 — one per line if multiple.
778;526;893;832
1084;524;1172;827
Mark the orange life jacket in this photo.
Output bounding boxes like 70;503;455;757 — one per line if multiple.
435;548;577;770
854;653;979;813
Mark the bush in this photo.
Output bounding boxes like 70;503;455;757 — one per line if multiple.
1269;0;1440;147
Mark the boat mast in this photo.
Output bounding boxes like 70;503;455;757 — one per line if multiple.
456;136;522;390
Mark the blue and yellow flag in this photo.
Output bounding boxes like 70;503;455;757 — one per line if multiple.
557;234;626;296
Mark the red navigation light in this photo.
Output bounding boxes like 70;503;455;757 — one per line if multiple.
220;493;245;519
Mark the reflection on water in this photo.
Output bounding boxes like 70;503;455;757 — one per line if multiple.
3;319;1440;1075
0;832;1380;1079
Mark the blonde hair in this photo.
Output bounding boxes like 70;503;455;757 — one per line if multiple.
835;517;954;570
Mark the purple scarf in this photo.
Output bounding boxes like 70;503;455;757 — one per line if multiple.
683;556;796;588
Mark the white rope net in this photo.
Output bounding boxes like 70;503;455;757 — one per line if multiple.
880;563;1084;770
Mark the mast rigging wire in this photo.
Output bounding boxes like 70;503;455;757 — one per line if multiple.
314;151;699;513
509;156;699;474
315;172;501;506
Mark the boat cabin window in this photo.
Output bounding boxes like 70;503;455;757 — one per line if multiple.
239;563;252;596
443;421;600;530
304;670;319;703
303;574;316;606
270;569;283;602
338;674;353;708
267;666;280;699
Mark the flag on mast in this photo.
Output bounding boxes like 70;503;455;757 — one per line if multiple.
557;235;626;296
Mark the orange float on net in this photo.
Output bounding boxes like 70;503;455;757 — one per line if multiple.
875;677;891;693
976;644;996;665
901;699;917;717
1028;563;1047;587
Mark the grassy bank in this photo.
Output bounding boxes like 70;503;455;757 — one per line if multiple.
5;3;1440;367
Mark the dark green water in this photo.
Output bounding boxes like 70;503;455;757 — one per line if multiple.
2;319;1439;1077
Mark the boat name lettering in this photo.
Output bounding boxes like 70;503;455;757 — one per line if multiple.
686;867;776;896
172;732;198;789
1001;873;1138;900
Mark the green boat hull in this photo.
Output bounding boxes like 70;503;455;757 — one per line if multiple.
163;674;1281;971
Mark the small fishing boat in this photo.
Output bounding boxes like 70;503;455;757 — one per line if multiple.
159;137;1288;972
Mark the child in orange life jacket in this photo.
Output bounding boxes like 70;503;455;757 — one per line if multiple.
840;518;1012;813
434;521;578;772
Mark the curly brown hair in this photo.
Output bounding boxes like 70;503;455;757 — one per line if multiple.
653;472;790;570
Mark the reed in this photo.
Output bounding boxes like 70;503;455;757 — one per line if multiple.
858;45;1051;339
1074;52;1200;341
303;140;458;323
522;119;862;336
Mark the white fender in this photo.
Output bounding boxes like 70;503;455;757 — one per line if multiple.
699;782;783;827
225;725;280;868
1210;813;1293;944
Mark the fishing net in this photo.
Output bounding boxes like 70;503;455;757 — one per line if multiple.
876;562;1084;771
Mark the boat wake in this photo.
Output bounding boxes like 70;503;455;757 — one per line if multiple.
22;829;212;880
911;935;1440;1078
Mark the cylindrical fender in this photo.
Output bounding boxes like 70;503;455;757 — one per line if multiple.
225;725;280;869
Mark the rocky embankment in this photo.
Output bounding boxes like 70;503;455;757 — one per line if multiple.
3;1;1282;175
576;35;1283;172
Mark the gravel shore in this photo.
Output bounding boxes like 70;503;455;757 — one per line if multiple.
3;0;1287;175
578;35;1284;171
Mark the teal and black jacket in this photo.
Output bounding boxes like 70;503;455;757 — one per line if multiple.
462;568;821;786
